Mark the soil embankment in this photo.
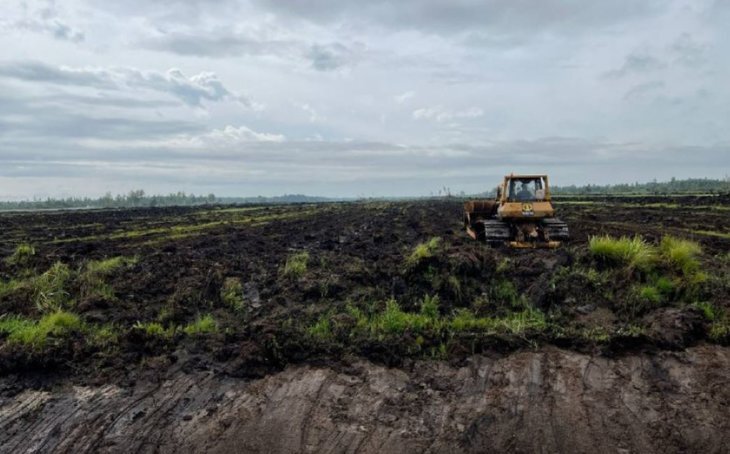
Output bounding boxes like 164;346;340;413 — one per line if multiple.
2;345;728;453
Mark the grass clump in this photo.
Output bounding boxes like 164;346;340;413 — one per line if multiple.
80;256;137;300
32;262;72;312
5;243;35;266
371;299;436;335
183;314;218;335
0;311;82;349
659;236;702;275
638;285;662;305
308;316;332;340
133;321;176;339
589;235;654;270
282;251;309;278
406;237;442;269
220;277;244;312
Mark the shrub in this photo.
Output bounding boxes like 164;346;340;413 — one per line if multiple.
0;311;82;348
283;251;309;278
5;243;35;266
32;262;72;312
659;236;702;275
589;235;654;271
183;314;218;335
221;277;244;312
406;237;442;268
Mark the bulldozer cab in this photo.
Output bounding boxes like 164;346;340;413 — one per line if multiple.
502;175;548;202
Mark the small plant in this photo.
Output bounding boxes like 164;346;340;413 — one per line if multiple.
32;262;72;312
693;302;716;321
183;314;218;335
220;277;244;312
282;251;309;278
659;236;702;276
0;310;82;348
406;237;442;268
5;243;35;266
420;294;440;319
589;235;655;271
371;299;434;335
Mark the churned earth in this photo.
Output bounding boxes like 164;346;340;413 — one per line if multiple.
0;195;728;453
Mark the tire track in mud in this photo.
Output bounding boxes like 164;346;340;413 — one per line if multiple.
1;345;728;454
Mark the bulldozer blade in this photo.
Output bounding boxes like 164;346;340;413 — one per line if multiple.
508;241;561;249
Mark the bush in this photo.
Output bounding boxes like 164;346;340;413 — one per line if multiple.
589;235;654;271
0;311;82;348
659;236;702;275
406;237;442;268
221;277;244;312
5;243;35;266
183;314;218;335
282;251;309;278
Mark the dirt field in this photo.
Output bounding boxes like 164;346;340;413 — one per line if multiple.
0;196;729;453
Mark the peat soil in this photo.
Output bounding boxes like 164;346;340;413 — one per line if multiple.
0;196;728;452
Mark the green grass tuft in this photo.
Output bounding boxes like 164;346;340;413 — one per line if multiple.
32;262;72;312
589;235;655;270
406;237;442;268
80;256;137;301
5;243;35;266
638;285;662;304
133;321;176;338
183;314;218;335
0;311;82;348
659;236;702;275
308;316;332;340
220;277;245;312
282;251;309;278
420;294;440;319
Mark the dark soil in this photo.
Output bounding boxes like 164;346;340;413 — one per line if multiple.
0;196;728;452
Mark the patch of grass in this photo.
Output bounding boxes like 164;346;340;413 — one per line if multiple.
654;275;676;297
0;311;82;348
450;307;546;334
659;236;702;276
589;235;655;271
5;243;35;266
709;318;729;342
638;285;662;305
371;299;436;335
491;279;521;308
220;277;245;312
89;324;119;348
406;237;442;269
693;302;717;321
420;294;440;319
32;262;72;312
282;251;309;278
79;256;136;301
308;315;332;340
0;279;24;299
133;321;176;338
183;314;218;335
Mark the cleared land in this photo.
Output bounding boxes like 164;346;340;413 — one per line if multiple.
0;195;729;453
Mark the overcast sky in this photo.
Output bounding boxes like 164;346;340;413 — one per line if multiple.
0;0;728;199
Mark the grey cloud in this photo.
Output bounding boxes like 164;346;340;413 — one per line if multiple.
0;61;249;107
142;32;294;58
307;43;358;71
623;81;665;100
603;53;666;79
255;0;661;36
671;33;707;66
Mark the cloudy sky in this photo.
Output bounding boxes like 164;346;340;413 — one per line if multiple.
1;0;728;199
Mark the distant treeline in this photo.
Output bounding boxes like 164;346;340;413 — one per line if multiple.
551;177;730;195
0;190;334;211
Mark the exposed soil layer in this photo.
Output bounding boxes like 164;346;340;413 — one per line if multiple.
0;196;728;452
1;345;728;454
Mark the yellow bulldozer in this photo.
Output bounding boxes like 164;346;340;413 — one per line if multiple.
463;173;569;248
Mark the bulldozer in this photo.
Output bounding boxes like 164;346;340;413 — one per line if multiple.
463;173;569;248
